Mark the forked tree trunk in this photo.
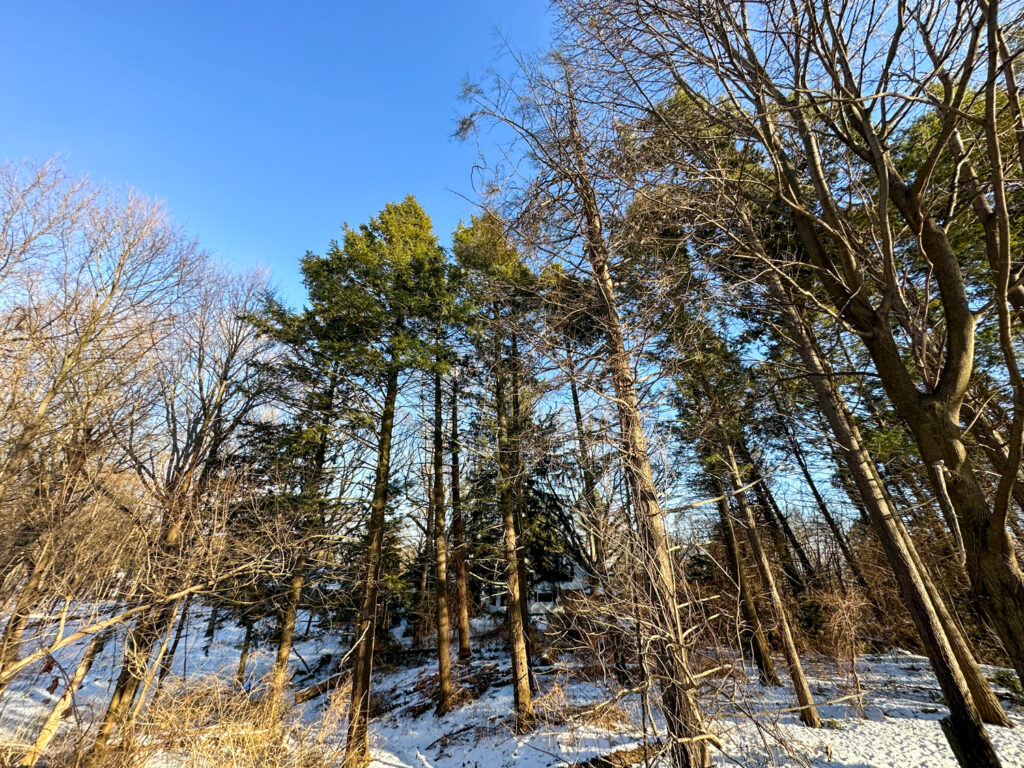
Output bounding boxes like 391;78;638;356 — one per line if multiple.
344;360;400;768
449;376;472;662
85;599;178;760
712;478;780;687
722;441;821;728
431;368;455;714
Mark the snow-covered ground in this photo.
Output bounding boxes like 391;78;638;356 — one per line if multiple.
2;610;1024;767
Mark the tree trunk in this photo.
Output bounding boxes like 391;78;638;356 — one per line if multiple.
202;603;219;656
722;441;822;728
432;369;455;714
0;553;47;694
86;600;178;759
771;277;1004;762
413;413;435;649
20;630;109;767
269;556;305;712
589;243;709;767
156;593;191;689
236;618;254;686
510;335;537;692
713;477;780;687
344;360;400;768
737;439;815;593
568;348;605;573
450;374;472;662
496;345;535;732
785;426;875;598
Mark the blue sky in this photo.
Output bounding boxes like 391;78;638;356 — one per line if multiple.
1;1;551;305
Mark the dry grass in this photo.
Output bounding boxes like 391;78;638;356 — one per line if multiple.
24;676;347;768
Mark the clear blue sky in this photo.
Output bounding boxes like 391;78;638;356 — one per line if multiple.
1;1;551;305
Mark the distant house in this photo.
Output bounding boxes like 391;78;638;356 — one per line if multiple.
483;561;590;617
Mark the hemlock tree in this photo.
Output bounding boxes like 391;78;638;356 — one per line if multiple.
299;197;449;768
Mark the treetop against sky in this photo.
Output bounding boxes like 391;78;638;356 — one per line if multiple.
0;0;551;306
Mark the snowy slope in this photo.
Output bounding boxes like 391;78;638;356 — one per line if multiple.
2;609;1024;767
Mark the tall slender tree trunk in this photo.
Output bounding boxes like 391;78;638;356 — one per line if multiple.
712;477;779;687
722;440;821;728
344;360;400;768
509;335;537;691
432;369;455;714
413;497;434;648
738;440;815;591
413;404;435;649
784;426;874;598
449;374;472;662
771;277;1005;762
567;348;605;572
589;246;710;767
495;344;535;732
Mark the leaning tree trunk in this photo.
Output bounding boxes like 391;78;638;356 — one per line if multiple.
431;368;455;714
771;277;1005;762
20;630;110;767
85;599;179;760
344;360;400;768
722;440;821;728
0;550;49;695
712;477;779;687
236;618;254;686
737;439;815;593
588;243;710;767
784;425;875;599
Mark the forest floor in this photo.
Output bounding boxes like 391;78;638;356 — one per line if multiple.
2;612;1024;767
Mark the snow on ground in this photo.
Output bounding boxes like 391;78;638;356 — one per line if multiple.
2;609;1024;767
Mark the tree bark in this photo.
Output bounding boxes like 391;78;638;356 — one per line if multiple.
784;426;874;598
722;440;821;727
20;631;109;767
737;439;815;593
770;277;1005;761
589;242;710;767
432;369;455;714
344;360;400;768
269;556;306;712
712;477;780;687
449;374;472;662
236;618;254;687
496;344;535;732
